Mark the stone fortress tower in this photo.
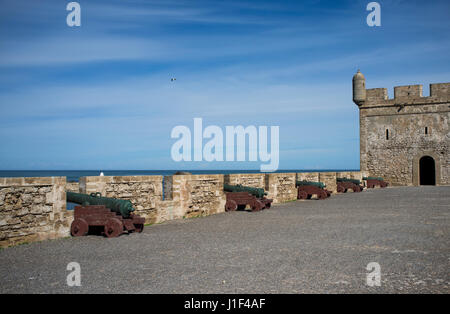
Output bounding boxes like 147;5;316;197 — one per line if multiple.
352;70;449;186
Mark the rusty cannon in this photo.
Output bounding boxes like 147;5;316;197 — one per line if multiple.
223;184;273;212
337;178;363;193
67;192;145;238
296;180;331;200
363;176;389;188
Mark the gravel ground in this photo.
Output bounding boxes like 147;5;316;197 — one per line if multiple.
0;186;449;294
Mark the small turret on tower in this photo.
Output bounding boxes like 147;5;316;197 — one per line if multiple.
352;69;366;105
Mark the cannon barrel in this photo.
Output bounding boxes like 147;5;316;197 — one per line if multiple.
224;184;266;199
337;178;361;185
363;176;384;181
67;192;135;218
296;180;326;189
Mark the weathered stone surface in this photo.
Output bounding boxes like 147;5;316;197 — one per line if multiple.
224;173;265;189
183;175;225;217
1;171;367;247
65;182;79;193
358;80;449;186
81;174;228;224
297;172;319;182
319;172;337;193
0;177;71;248
265;173;297;204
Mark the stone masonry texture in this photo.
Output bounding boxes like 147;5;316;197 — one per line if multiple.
0;171;375;247
0;177;72;248
358;82;450;186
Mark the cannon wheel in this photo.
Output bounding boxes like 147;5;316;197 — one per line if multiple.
317;190;328;200
251;200;263;212
104;218;123;238
298;191;308;200
337;185;345;193
134;224;144;233
265;202;271;209
225;200;238;212
71;218;88;237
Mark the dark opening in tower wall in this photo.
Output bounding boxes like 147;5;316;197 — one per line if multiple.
419;156;436;185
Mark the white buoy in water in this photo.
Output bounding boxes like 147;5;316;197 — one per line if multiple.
100;172;104;176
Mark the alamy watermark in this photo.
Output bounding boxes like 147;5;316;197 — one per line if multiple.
366;2;381;27
66;2;379;28
171;118;279;172
366;262;381;286
66;2;81;27
66;262;81;286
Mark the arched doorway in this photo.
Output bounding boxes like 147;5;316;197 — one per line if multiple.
419;156;436;185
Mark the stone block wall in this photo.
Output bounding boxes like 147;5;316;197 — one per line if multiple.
362;107;449;185
265;173;297;203
394;85;423;98
430;83;450;98
171;175;226;218
336;171;368;180
224;173;265;188
336;171;353;179
366;88;388;102
65;182;79;193
80;174;226;223
0;170;370;247
296;172;319;182
319;172;337;193
0;177;72;248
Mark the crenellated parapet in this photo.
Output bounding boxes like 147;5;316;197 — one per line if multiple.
362;83;450;107
430;83;450;98
365;88;388;103
353;70;450;107
394;85;423;98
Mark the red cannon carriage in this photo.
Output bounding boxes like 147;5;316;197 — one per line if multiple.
224;184;272;212
71;205;145;238
363;177;389;188
68;192;145;238
296;181;331;200
337;178;363;193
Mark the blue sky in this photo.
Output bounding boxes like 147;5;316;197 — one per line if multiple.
0;0;449;170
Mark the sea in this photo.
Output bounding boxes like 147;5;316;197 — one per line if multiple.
0;170;357;182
